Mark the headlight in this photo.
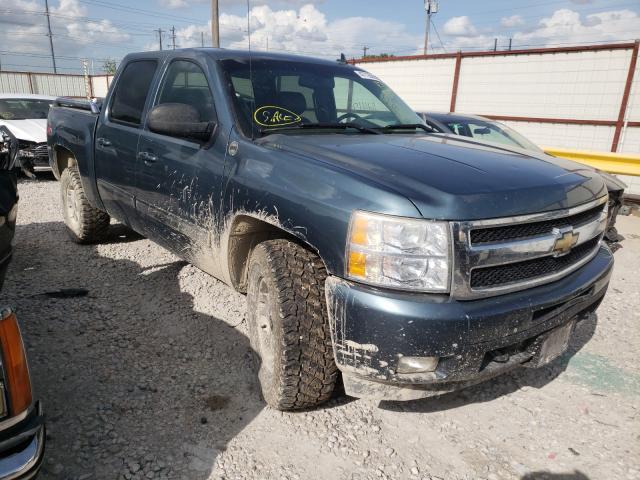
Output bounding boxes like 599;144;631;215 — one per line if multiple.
346;211;450;292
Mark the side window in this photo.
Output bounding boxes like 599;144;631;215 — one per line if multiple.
110;60;157;126
157;60;215;122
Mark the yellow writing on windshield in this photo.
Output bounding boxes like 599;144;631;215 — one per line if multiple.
253;106;302;127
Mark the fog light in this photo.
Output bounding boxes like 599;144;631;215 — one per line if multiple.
397;356;439;374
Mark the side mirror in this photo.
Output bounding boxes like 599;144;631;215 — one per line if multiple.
148;103;214;142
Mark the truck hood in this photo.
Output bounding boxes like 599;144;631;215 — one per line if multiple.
263;133;607;220
0;119;47;143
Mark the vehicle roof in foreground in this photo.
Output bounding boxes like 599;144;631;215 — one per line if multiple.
123;48;354;69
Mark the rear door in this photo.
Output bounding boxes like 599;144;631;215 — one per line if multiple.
94;59;158;228
135;58;227;260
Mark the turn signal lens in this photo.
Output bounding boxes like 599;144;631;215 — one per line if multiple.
0;308;33;416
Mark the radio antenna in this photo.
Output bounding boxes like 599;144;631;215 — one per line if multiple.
247;0;255;140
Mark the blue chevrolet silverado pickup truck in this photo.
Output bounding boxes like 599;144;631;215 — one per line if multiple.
47;49;613;408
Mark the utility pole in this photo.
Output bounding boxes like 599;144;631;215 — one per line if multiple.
44;0;57;73
170;26;176;50
493;38;498;51
211;0;220;48
81;59;91;99
508;38;512;51
201;31;204;47
157;28;163;50
423;0;438;55
362;45;369;58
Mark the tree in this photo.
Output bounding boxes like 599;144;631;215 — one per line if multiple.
102;58;117;75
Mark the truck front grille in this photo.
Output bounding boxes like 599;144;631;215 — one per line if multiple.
470;204;605;244
470;236;600;289
451;197;608;299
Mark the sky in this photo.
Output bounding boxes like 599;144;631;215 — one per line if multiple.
1;0;639;73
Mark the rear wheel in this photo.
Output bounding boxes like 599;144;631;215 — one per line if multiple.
246;240;338;410
60;166;110;244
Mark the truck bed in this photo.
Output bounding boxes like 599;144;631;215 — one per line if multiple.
47;99;102;208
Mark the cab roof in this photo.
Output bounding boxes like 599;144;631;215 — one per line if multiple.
121;48;354;69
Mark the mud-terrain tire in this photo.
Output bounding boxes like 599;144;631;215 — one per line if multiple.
246;239;338;410
60;166;110;244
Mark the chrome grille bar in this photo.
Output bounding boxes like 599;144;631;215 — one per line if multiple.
450;196;608;299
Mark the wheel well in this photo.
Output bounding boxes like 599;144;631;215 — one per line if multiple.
53;145;76;179
227;215;319;293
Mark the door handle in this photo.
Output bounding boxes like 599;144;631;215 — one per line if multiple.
138;151;158;165
96;137;111;147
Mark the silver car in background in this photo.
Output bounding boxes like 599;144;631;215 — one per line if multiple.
0;94;57;174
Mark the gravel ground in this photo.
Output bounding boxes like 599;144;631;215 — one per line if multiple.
2;175;639;480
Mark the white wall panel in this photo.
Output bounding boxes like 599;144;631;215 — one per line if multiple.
361;58;455;112
0;73;32;94
90;75;113;97
619;126;640;154
623;57;640;123
32;74;86;96
455;49;631;120
500;120;615;152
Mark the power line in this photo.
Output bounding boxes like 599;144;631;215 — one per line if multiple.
431;19;446;53
76;0;202;24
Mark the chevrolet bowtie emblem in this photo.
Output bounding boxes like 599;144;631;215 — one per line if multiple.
552;227;579;257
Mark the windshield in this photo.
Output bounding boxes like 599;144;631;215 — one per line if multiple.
0;99;52;120
443;118;543;152
220;58;424;136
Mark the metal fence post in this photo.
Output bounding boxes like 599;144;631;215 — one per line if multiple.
612;40;639;152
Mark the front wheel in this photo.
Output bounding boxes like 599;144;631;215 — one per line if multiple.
60;166;110;244
246;240;338;410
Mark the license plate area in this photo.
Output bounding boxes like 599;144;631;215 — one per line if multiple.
533;320;575;367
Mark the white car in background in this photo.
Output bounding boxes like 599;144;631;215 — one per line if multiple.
0;94;57;173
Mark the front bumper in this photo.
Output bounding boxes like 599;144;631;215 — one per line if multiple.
326;246;614;400
0;402;45;480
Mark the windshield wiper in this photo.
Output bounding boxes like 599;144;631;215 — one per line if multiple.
260;122;381;135
379;123;435;133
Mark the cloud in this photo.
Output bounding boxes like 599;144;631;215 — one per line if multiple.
512;8;640;46
159;0;324;10
170;4;421;58
159;0;189;8
439;8;640;52
442;16;478;36
0;0;131;71
500;15;524;28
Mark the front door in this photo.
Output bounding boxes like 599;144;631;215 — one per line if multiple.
135;59;228;271
94;59;158;229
